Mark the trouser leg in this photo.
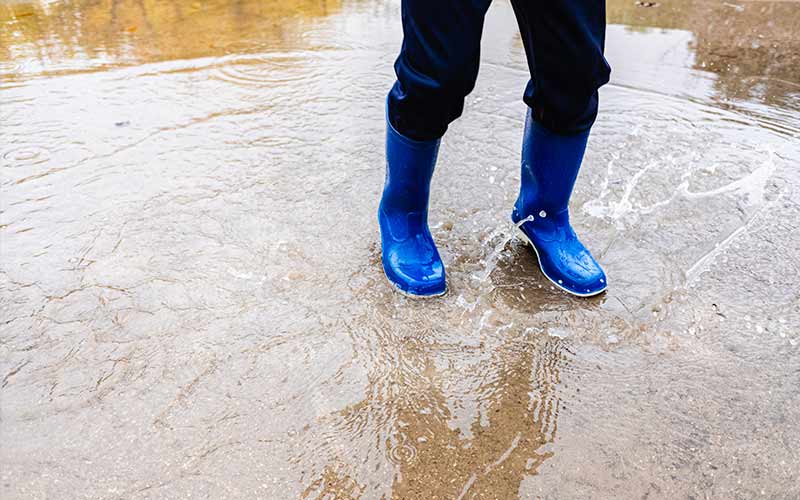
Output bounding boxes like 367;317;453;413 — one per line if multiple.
388;0;493;141
510;0;611;133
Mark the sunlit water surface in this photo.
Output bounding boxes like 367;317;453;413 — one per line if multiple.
2;0;799;498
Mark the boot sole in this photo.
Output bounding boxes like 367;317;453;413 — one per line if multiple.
381;259;447;299
515;226;607;298
385;275;448;299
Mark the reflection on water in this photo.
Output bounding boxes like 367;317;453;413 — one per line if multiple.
303;322;564;499
608;0;800;106
2;0;799;498
0;0;343;78
3;0;800;107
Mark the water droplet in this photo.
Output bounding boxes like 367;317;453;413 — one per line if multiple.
515;214;535;227
539;210;547;218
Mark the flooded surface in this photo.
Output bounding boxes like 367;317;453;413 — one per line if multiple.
2;0;800;498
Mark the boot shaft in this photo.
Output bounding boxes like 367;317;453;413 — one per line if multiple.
517;108;590;217
382;115;441;215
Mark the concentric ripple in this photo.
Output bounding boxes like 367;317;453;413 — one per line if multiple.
2;146;49;167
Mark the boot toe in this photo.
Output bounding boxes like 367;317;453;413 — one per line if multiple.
517;221;607;297
542;247;607;296
384;257;446;297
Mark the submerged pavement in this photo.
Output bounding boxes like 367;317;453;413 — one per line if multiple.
2;0;799;498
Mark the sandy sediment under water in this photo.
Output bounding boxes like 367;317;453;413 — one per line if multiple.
1;0;799;498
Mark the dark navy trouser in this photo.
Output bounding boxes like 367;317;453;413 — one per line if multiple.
388;0;611;141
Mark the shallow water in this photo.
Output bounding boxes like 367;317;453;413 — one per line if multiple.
2;0;799;498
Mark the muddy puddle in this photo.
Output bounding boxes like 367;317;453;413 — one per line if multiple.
2;0;799;498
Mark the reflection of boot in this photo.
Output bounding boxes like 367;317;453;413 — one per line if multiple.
378;115;446;297
512;109;607;297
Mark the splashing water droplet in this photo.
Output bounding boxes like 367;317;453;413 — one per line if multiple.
539;210;547;218
514;214;535;228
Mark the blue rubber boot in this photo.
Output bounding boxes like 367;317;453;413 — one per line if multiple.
511;109;607;297
378;117;446;297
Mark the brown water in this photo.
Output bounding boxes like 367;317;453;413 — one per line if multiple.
2;0;799;498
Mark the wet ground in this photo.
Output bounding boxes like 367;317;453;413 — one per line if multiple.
2;0;799;498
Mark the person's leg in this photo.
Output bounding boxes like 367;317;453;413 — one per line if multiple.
509;0;611;297
388;0;493;141
380;0;491;297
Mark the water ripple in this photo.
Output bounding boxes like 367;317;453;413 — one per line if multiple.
2;146;50;167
